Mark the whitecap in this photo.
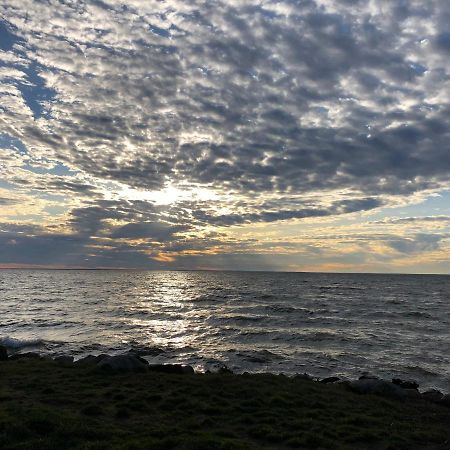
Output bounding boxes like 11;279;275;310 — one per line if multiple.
0;336;45;349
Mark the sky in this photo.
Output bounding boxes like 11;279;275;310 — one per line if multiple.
0;0;449;273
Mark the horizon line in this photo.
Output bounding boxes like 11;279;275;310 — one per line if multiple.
0;266;448;276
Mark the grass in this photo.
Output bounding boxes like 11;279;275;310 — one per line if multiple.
0;358;449;449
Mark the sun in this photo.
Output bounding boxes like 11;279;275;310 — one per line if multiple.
112;183;220;205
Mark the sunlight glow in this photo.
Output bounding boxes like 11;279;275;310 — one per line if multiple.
106;183;220;205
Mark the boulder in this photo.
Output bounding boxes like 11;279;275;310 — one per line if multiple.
392;378;419;390
54;355;74;364
126;353;150;365
8;352;41;360
348;379;406;400
147;364;194;374
421;389;444;403
0;345;7;361
217;365;233;374
294;373;314;381
403;388;421;399
97;354;149;371
320;376;340;384
128;347;165;357
75;354;109;365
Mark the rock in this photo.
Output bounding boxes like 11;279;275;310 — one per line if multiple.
294;373;314;381
217;365;233;374
421;389;444;403
320;376;340;384
392;378;419;390
54;355;74;364
403;388;421;399
97;354;149;371
8;352;41;360
0;345;7;361
75;354;109;365
127;347;165;357
125;352;150;366
147;364;194;374
348;379;406;400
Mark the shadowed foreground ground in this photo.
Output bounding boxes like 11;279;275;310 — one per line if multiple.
0;358;449;449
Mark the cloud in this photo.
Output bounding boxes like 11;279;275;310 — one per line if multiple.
387;233;443;254
435;32;450;53
0;197;17;205
373;216;450;225
111;221;188;241
0;1;449;269
0;1;448;198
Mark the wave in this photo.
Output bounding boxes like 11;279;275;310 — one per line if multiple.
404;311;433;319
272;330;352;342
0;336;46;350
235;349;285;364
264;305;297;313
403;365;439;377
214;314;266;323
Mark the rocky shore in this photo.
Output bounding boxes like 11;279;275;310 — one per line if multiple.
2;346;449;406
1;346;449;449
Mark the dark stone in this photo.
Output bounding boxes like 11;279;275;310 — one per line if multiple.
97;354;149;371
392;378;419;390
320;376;340;384
127;347;165;357
217;365;233;374
147;364;194;374
0;345;7;361
403;388;421;399
125;352;149;365
421;389;444;403
54;356;74;364
75;354;109;365
348;379;406;400
294;373;314;381
9;352;41;360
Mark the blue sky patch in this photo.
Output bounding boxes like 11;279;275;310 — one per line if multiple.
18;61;57;119
0;134;28;155
0;20;22;51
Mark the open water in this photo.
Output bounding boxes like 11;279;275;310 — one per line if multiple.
0;270;449;392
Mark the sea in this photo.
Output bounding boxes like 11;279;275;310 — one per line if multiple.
0;270;449;392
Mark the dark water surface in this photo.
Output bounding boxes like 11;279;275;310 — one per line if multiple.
1;270;449;391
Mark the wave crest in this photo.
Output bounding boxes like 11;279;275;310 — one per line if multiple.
0;336;46;350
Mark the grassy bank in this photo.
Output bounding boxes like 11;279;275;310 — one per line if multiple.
0;358;449;449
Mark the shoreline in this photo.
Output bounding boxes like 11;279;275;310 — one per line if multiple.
2;339;449;395
2;342;449;396
1;352;449;449
2;348;450;400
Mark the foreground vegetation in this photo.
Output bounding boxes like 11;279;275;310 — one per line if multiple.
0;358;449;449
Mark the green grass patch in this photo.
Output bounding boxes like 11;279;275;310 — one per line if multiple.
0;358;449;449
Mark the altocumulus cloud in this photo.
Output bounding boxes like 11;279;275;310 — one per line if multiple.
0;0;449;269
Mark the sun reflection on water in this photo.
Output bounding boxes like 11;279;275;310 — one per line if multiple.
119;271;204;350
